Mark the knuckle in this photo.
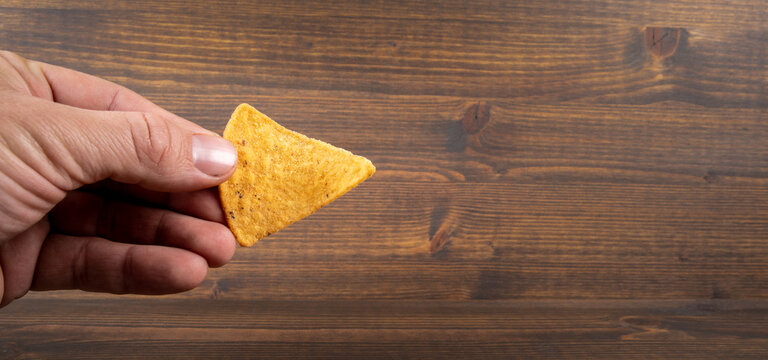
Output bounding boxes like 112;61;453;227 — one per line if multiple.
0;50;18;61
0;50;27;70
126;112;175;171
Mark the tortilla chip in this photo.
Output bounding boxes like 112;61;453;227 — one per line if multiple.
219;103;375;247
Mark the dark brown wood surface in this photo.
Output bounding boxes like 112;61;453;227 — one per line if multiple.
1;0;767;358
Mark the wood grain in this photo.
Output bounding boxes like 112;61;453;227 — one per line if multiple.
2;299;768;359
0;0;767;358
1;1;766;107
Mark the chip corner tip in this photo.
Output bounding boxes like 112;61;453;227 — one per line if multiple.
237;238;258;247
360;156;376;178
231;103;262;122
234;103;254;113
231;228;259;247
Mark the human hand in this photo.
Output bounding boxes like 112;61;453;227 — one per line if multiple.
0;51;237;307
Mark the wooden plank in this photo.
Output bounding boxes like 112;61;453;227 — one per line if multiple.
0;1;765;106
3;0;767;27
23;179;768;301
1;299;767;359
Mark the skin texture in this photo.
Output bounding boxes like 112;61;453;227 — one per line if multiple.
0;51;237;307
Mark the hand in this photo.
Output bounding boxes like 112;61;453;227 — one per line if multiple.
0;51;238;307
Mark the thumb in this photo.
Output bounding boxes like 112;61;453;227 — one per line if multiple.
37;102;236;192
1;53;236;192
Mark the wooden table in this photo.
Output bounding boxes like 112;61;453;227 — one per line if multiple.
1;1;767;358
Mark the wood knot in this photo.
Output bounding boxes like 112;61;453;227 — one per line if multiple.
462;102;491;134
429;226;453;254
445;101;491;152
209;279;232;299
428;201;458;254
644;27;681;58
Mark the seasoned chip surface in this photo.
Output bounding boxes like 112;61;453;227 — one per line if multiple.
219;103;375;247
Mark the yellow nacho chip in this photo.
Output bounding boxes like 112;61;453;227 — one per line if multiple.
219;103;375;247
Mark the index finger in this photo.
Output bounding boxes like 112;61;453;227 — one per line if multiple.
82;180;227;224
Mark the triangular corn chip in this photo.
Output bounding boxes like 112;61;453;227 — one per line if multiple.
219;103;375;246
